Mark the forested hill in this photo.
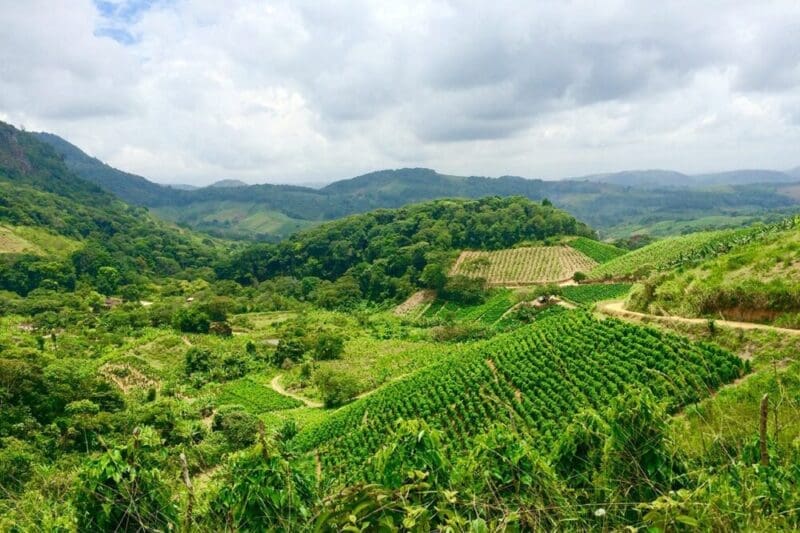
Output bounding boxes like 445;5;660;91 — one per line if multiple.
0;122;219;296
36;132;800;241
216;196;593;304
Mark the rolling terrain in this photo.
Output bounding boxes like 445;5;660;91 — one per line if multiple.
36;132;800;241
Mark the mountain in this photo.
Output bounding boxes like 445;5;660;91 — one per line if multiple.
694;169;797;186
209;179;248;188
582;169;693;188
31;132;175;205
584;168;799;188
787;167;800;179
35;132;800;241
0;122;218;295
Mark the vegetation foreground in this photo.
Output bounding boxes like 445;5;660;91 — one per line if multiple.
2;121;800;531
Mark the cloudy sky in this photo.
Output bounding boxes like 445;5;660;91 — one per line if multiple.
1;0;799;185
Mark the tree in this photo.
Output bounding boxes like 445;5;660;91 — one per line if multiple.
172;307;210;333
313;332;344;361
96;266;121;295
206;435;314;531
313;368;359;407
185;347;214;375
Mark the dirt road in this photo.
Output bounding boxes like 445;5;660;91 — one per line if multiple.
269;375;323;408
598;301;800;336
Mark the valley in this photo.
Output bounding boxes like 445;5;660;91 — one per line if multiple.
2;120;800;531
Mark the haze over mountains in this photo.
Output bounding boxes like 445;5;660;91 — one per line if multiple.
33;129;800;242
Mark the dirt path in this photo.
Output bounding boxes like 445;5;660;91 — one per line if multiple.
394;290;435;316
269;375;323;408
598;301;800;337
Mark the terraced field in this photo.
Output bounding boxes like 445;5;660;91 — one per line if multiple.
452;245;597;285
590;216;800;280
293;310;744;481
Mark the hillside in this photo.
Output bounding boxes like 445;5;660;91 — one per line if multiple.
589;216;799;281
216;196;594;303
36;132;800;241
0;122;219;296
452;246;598;285
293;310;743;480
627;216;800;326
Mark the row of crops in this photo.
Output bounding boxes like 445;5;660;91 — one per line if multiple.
453;246;598;284
216;376;301;413
420;289;514;324
590;215;800;280
567;236;627;263
293;310;744;480
561;283;632;305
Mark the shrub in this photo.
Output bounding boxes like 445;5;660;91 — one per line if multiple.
171;307;210;333
313;332;344;361
212;405;259;449
313;368;360;407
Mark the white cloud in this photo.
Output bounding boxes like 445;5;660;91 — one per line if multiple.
0;0;799;185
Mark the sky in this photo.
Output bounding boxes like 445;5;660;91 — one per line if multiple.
1;0;799;186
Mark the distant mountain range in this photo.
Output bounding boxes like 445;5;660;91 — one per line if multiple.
583;168;799;188
33;131;800;241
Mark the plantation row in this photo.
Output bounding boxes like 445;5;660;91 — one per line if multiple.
590;215;800;280
216;376;301;413
453;246;597;285
567;236;627;263
561;283;632;305
421;289;514;324
294;311;744;481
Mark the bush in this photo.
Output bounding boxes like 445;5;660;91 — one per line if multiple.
171;307;210;333
212;405;259;449
313;368;360;407
274;338;306;365
185;347;214;375
313;332;344;361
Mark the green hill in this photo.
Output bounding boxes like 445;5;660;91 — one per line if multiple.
0;122;219;295
628;216;800;326
293;309;743;480
216;196;595;303
36;133;800;241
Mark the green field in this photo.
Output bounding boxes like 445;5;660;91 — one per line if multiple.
152;201;317;240
453;245;597;284
293;310;743;480
561;283;632;305
566;236;627;263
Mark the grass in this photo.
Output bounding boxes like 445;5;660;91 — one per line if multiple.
566;237;627;263
0;225;81;256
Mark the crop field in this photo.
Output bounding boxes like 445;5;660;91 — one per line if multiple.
567;237;627;263
293;310;744;480
215;376;302;413
590;216;800;280
561;283;632;305
420;289;515;324
452;246;598;285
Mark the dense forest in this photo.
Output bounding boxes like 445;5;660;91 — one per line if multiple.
0;123;220;297
216;196;593;304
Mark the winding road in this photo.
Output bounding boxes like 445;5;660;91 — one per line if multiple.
269;375;322;408
597;301;800;336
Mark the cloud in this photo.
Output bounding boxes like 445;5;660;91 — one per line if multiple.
0;0;799;184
